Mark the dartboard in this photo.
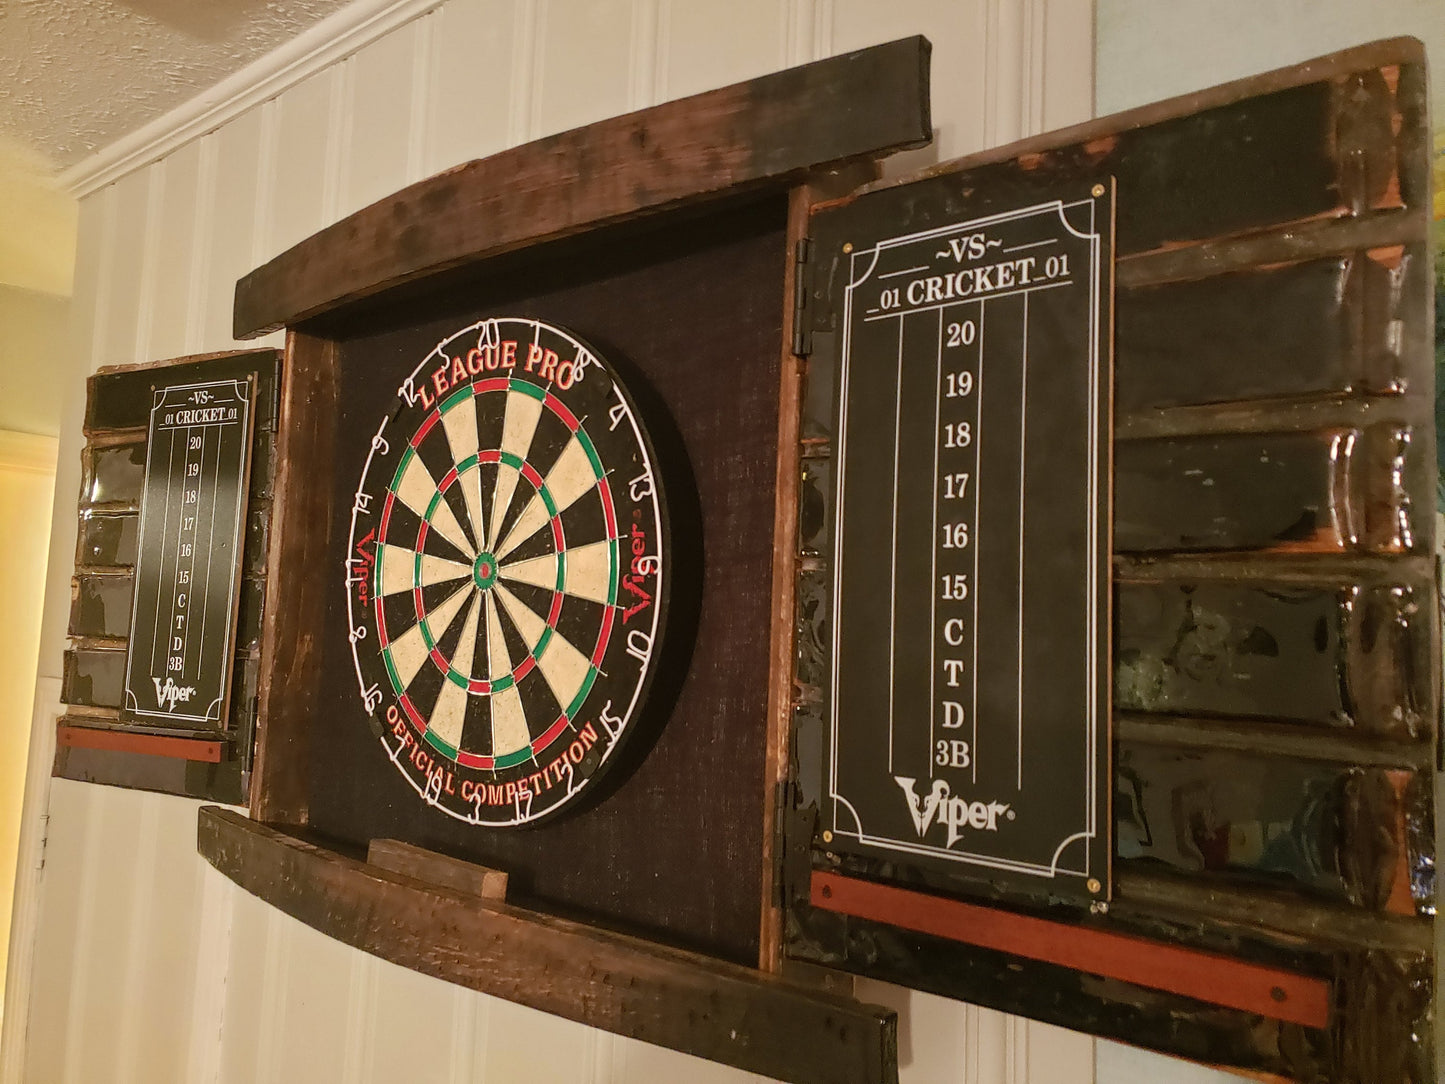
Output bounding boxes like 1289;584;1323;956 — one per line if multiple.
344;317;668;826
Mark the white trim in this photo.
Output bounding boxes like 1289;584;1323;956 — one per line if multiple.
0;679;62;1084
60;0;443;199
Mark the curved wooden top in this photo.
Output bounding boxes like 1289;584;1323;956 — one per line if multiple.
233;35;932;338
198;807;897;1084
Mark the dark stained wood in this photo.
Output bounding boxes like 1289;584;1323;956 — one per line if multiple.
87;349;281;433
367;839;508;901
760;164;878;973
250;331;340;823
306;198;788;967
199;808;898;1084
57;744;244;802
1113;869;1433;955
759;186;812;974
1115;715;1432;770
833;37;1425;259
233;37;931;339
810;871;1331;1028
785;38;1437;1083
56;724;223;762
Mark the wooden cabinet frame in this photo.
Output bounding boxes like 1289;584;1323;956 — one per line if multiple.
201;37;931;1084
197;32;1438;1084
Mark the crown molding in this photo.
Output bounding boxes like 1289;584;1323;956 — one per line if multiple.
60;0;440;199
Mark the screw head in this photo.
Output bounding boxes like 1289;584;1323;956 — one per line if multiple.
1270;986;1287;1003
821;830;833;843
1091;183;1106;198
842;242;854;253
1086;878;1102;894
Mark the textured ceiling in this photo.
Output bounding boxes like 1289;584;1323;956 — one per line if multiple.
0;0;354;170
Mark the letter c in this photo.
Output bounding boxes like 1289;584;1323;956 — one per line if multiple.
944;618;964;645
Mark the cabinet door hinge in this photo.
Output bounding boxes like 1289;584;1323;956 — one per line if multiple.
791;237;813;358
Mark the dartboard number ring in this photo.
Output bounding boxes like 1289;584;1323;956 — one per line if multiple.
345;318;668;826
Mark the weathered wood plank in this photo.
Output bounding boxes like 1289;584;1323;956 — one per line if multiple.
810;871;1330;1027
233;37;932;339
87;348;281;432
366;839;508;901
832;37;1426;260
57;745;244;802
1114;868;1433;955
199;808;898;1084
57;724;222;763
251;331;340;823
761;165;877;973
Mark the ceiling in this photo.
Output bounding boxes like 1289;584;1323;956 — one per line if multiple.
0;0;355;171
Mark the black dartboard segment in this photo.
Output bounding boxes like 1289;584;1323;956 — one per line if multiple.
345;318;668;826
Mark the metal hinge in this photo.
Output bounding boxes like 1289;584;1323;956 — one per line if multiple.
791;237;813;358
772;779;796;908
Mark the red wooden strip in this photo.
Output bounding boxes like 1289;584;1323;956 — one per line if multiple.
57;724;223;764
810;871;1330;1028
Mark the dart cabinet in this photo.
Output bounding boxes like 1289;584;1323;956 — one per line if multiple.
59;349;282;802
194;34;1439;1084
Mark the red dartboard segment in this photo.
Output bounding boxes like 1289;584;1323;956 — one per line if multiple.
591;605;616;668
532;715;572;756
542;391;582;432
345;316;671;828
410;409;443;447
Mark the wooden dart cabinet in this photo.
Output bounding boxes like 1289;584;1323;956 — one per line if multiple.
196;35;1439;1084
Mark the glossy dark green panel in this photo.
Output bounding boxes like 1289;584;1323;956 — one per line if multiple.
83;443;145;505
235;576;266;653
68;574;135;640
1117;250;1411;412
1116;430;1348;553
62;648;125;709
76;511;138;567
1116;576;1432;737
1116;744;1430;914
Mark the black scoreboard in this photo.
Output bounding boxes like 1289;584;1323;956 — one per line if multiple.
123;377;254;726
816;179;1113;902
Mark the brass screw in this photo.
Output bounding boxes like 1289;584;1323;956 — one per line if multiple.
842;242;853;253
1091;184;1105;198
1086;877;1102;894
821;830;833;843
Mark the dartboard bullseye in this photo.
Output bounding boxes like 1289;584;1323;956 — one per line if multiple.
344;318;669;826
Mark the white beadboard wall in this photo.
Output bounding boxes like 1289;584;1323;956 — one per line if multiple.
8;1;1147;1082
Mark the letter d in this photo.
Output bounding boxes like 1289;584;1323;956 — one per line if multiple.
941;701;965;729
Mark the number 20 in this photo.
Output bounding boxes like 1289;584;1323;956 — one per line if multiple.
946;321;976;347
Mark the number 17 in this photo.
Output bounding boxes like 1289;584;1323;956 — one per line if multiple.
942;473;970;499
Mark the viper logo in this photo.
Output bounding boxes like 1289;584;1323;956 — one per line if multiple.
894;776;949;835
152;676;197;711
894;776;1012;849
